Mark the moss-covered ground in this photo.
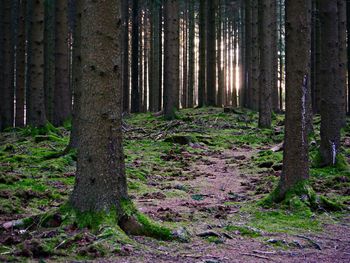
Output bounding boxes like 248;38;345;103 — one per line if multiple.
0;108;349;261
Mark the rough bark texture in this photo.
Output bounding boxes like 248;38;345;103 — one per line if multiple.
258;0;272;128
245;0;252;109
27;0;47;127
1;0;15;130
15;0;26;128
163;0;179;119
319;0;345;166
217;2;224;107
271;0;279;112
251;0;259;111
278;0;311;199
198;0;206;107
131;0;140;113
54;0;72;126
70;0;128;212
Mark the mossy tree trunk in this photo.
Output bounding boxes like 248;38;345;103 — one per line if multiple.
163;0;179;120
70;0;128;212
27;0;47;127
277;0;311;200
319;0;346;166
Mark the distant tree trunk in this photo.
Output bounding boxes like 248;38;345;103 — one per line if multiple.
143;9;149;112
149;1;161;112
232;16;238;107
0;0;3;130
27;0;47;127
277;0;311;200
251;0;259;111
131;0;140;113
198;0;206;107
122;0;130;113
188;0;195;108
44;0;55;123
258;0;272;128
163;0;179;119
238;3;245;107
1;0;15;130
319;0;346;166
70;0;128;212
245;0;252;109
348;0;350;115
217;2;224;107
206;0;216;106
15;0;26;128
54;0;71;126
271;0;279;112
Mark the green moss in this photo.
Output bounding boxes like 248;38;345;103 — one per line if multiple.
226;225;261;238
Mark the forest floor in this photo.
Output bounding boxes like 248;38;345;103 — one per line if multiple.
0;108;349;262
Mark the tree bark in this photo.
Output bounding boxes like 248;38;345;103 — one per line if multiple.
70;0;128;212
131;0;140;113
188;0;195;108
163;0;179;119
278;0;311;199
27;0;47;127
198;0;206;107
122;0;130;113
206;0;216;106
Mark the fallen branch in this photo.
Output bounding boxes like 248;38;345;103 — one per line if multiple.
295;234;322;250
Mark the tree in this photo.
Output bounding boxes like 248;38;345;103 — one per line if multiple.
198;0;206;107
122;0;130;113
0;0;15;131
54;0;72;126
27;0;47;127
275;0;311;200
319;0;346;166
206;0;216;106
131;0;140;113
258;0;273;128
251;0;259;111
187;0;195;108
163;0;179;119
70;0;128;212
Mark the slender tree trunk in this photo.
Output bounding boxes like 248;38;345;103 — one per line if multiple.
348;0;350;115
131;0;140;113
245;0;252;109
258;0;272;128
271;0;279;112
70;0;128;212
198;0;206;107
206;0;216;106
232;16;238;107
182;5;188;109
217;1;224;107
251;0;259;111
278;0;311;200
338;0;347;121
122;0;130;113
27;0;47;127
54;0;71;126
319;0;346;166
15;0;26;128
143;9;149;112
163;0;179;119
188;0;195;108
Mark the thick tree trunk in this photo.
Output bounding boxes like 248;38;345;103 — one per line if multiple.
70;0;128;212
278;0;311;199
15;0;26;128
131;0;140;113
198;0;206;107
54;0;71;126
258;0;273;128
163;0;179;119
27;0;47;127
319;0;346;166
206;0;216;106
1;0;15;130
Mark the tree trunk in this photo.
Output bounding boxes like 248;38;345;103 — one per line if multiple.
319;0;346;166
217;1;224;107
70;0;128;212
251;0;259;111
206;0;216;106
232;16;238;107
198;0;206;107
163;0;179;119
271;0;279;112
54;0;71;126
258;0;273;128
131;0;140;113
15;0;26;128
27;0;47;127
188;0;195;108
245;0;252;109
1;0;15;130
122;0;130;113
278;0;311;199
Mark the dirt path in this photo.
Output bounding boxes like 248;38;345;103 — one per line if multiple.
120;146;350;263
